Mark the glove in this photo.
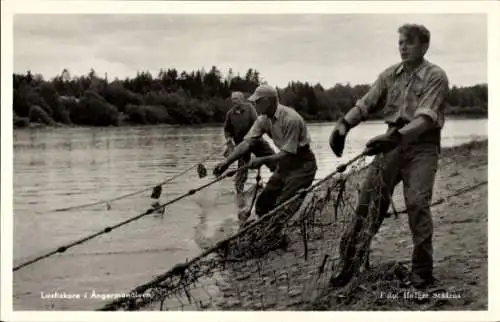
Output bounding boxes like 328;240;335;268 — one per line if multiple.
329;118;351;157
213;161;230;177
365;128;403;155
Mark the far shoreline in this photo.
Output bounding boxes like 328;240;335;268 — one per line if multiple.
12;115;488;131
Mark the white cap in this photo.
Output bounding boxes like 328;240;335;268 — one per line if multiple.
248;84;278;102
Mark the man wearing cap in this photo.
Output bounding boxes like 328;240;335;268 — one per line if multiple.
214;84;317;225
329;24;449;289
223;91;276;195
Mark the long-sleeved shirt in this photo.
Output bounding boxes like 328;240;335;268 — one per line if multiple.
345;59;449;129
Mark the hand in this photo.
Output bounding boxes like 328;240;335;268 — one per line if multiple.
365;128;403;155
213;161;230;177
329;118;351;157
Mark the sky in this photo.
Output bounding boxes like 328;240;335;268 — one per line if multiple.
13;13;487;88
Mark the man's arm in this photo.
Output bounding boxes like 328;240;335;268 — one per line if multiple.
223;115;267;166
255;150;289;167
248;103;258;123
224;140;252;165
343;69;391;128
399;69;449;143
214;138;254;177
330;68;392;157
223;111;233;143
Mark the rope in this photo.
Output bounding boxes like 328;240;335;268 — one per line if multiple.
98;149;488;311
249;168;262;213
14;148;340;273
386;180;488;217
45;148;222;213
12;163;245;273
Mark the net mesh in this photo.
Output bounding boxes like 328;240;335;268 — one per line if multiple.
98;155;376;311
98;153;474;311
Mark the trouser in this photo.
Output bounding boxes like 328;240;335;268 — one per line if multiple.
254;145;317;236
338;128;440;279
234;138;276;194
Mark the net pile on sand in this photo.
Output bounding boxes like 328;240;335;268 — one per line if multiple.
98;156;376;311
98;152;476;312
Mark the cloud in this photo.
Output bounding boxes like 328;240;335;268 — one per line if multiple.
13;13;487;86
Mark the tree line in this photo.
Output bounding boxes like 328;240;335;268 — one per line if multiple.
13;67;487;128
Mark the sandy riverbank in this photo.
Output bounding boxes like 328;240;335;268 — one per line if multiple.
105;139;487;312
213;139;488;311
306;139;488;310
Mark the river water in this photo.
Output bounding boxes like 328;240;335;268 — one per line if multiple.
12;118;487;310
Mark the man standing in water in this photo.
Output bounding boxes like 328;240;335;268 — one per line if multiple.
223;91;276;195
329;24;449;289
215;85;317;228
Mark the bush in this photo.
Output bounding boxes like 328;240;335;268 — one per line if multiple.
12;69;487;127
39;83;74;125
57;96;77;125
124;104;173;124
103;82;144;112
13;85;53;118
29;105;56;125
156;91;191;124
13;114;30;128
69;90;120;126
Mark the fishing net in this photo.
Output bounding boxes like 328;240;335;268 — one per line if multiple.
97;151;478;311
98;155;378;311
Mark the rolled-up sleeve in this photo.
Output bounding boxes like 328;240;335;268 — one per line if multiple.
244;115;267;140
280;119;301;154
355;69;391;117
414;69;449;128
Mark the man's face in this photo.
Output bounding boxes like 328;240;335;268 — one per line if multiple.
398;32;427;64
254;97;270;115
232;99;243;110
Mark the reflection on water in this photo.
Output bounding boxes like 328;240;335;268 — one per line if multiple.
12;119;487;310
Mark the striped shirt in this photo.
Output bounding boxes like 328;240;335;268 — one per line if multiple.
244;104;311;154
355;59;449;128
